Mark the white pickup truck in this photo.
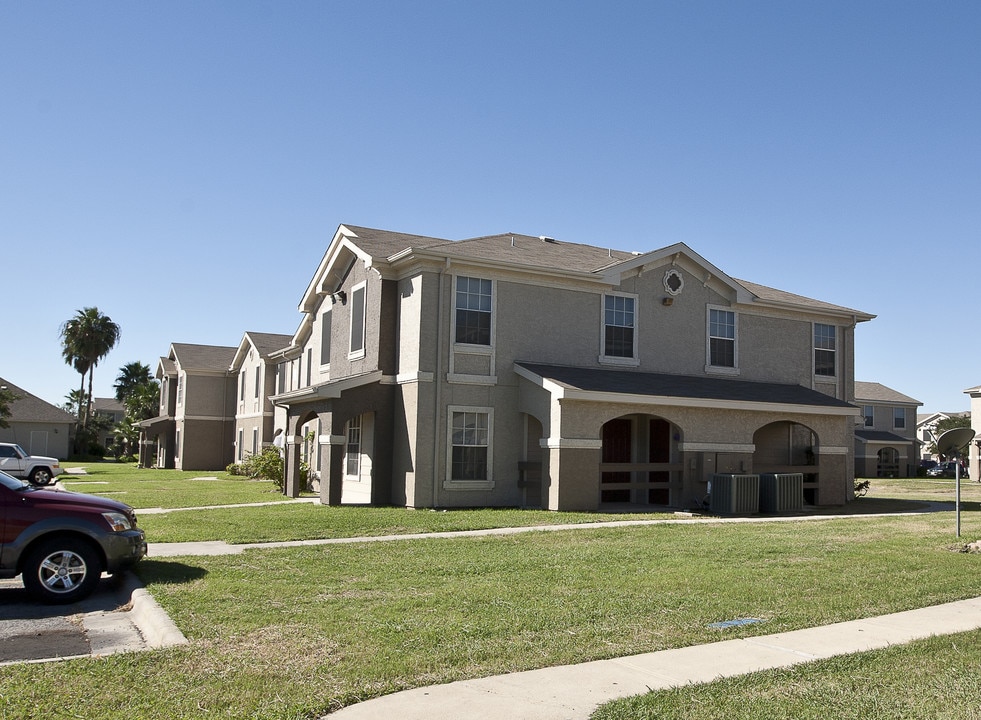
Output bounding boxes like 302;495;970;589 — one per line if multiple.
0;442;63;485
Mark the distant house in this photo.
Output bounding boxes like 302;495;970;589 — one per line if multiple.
92;397;126;452
916;410;971;464
0;376;75;459
854;382;921;478
268;224;875;511
229;332;292;463
137;343;237;470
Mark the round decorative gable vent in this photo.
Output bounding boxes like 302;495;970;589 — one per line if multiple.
663;268;684;296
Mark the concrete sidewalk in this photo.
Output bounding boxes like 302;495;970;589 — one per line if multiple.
325;596;981;720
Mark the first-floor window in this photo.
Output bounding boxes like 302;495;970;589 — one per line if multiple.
237;428;244;461
345;415;362;478
451;410;489;481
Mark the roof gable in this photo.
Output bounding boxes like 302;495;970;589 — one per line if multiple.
0;376;76;424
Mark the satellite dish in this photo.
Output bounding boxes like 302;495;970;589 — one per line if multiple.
937;427;976;458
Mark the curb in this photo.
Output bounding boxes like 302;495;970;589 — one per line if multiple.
119;573;188;649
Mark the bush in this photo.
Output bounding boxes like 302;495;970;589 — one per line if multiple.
240;447;285;489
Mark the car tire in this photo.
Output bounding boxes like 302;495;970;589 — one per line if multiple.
22;537;103;604
30;467;54;486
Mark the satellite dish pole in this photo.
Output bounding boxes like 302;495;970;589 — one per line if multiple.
937;427;976;538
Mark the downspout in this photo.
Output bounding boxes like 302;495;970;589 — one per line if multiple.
432;258;449;507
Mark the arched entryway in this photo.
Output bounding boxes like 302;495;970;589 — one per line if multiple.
753;421;819;504
876;447;899;478
600;414;681;507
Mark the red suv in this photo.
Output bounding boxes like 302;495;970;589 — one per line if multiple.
0;470;147;603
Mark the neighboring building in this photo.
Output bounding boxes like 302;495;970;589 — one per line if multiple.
92;397;126;452
0;377;75;459
138;343;237;470
964;385;981;481
229;331;293;463
916;410;971;464
854;382;922;478
271;224;875;512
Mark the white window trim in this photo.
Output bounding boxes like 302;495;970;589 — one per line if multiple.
599;291;640;367
705;305;739;376
452;275;496;350
813;322;837;378
348;281;367;361
345;415;362;480
444;405;494;490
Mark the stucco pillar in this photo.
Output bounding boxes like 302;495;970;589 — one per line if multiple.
320;436;345;505
546;444;602;511
284;436;303;498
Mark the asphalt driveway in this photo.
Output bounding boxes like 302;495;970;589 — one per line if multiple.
0;574;148;664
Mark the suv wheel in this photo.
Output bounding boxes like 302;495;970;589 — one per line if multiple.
30;467;54;486
22;537;102;604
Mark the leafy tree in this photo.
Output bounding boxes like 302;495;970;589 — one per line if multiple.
113;361;154;402
123;379;159;422
0;385;20;429
59;307;121;427
930;415;972;458
61;389;90;418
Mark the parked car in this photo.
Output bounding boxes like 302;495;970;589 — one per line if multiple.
0;442;63;485
927;461;969;479
0;470;146;603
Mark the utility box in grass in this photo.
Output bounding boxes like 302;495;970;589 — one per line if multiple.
709;474;760;514
759;473;804;513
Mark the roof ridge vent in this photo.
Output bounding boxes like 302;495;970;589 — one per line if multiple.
539;235;555;243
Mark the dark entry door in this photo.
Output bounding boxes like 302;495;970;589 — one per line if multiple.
601;419;632;503
649;418;671;504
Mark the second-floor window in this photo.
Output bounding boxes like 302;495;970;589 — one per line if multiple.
603;294;635;359
708;308;736;368
864;405;874;427
254;366;260;399
455;276;492;345
814;323;836;377
349;284;366;358
894;407;906;429
320;311;331;366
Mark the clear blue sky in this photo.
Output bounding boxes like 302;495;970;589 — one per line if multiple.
2;1;978;414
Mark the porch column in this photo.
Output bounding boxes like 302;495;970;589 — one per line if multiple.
545;440;602;511
284;435;303;498
320;434;346;506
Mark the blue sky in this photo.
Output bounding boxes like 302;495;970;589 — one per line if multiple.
2;1;978;414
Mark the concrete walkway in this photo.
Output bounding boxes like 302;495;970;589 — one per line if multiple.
325;596;981;720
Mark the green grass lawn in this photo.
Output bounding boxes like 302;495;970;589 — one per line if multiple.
2;466;975;719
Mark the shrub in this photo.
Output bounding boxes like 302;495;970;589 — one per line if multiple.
241;447;285;489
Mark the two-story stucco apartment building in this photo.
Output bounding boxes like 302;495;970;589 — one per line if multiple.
853;381;921;478
268;224;875;512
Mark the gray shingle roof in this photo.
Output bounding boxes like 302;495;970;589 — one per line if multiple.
0;377;77;423
855;381;921;405
855;429;914;444
171;343;238;370
245;332;293;357
340;225;871;318
516;363;857;409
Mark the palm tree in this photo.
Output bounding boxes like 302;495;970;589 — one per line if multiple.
59;307;121;427
114;361;154;402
